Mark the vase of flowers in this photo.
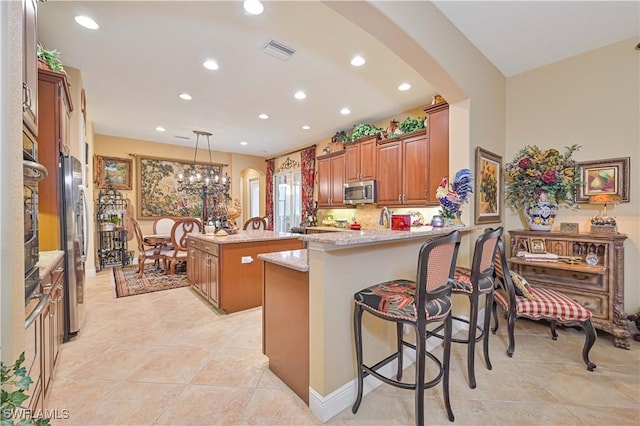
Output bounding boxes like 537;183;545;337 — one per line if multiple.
505;144;580;231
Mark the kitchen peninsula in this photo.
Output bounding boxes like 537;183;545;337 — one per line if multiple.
187;230;303;313
259;225;475;421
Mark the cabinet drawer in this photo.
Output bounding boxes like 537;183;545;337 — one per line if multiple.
201;241;218;256
539;287;609;320
187;238;200;249
517;264;606;293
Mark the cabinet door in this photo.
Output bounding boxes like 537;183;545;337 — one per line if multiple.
41;301;52;398
376;141;403;206
403;134;429;205
344;144;360;183
359;137;377;181
23;0;38;136
317;157;331;207
201;254;210;298
426;108;449;204
187;246;199;285
59;84;71;156
208;255;219;306
330;154;345;206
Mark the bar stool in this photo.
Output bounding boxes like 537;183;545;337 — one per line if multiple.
352;230;461;426
429;227;503;389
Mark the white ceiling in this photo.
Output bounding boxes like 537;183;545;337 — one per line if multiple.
37;1;639;157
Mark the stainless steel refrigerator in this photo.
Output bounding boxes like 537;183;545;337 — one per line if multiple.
60;155;89;340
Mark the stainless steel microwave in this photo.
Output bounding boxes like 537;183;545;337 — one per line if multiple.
343;180;376;205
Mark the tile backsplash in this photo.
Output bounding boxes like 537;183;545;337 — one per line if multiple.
318;204;444;229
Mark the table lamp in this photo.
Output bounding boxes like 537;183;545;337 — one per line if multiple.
589;194;621;233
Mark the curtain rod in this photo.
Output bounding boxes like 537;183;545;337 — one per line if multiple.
266;144;317;161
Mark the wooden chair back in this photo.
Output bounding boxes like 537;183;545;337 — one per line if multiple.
153;216;176;234
243;217;267;230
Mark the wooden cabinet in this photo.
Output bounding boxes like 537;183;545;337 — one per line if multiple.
316;152;345;208
376;130;430;206
423;102;449;205
22;0;38;137
38;68;73;251
508;230;630;349
188;236;303;313
345;136;377;183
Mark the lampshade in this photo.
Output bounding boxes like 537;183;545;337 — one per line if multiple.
588;194;622;205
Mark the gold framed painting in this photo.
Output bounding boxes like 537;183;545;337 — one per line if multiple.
96;155;132;190
575;157;630;203
475;147;503;224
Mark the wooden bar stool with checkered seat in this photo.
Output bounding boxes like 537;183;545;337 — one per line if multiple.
352;230;461;426
491;239;596;371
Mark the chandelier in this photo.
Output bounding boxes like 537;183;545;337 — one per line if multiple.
176;130;230;197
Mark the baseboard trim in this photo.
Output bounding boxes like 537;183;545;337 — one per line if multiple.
308;319;466;422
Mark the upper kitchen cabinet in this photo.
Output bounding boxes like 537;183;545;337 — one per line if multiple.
22;0;38;137
38;68;73;251
317;151;345;208
423;102;449;205
345;135;377;183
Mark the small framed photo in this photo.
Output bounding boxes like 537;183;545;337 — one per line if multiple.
474;147;503;224
529;238;546;254
97;155;132;190
560;222;579;233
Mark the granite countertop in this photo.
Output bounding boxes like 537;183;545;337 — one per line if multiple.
36;250;64;279
299;225;476;247
258;249;309;272
189;230;301;245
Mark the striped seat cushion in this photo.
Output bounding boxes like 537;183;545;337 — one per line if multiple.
494;287;592;322
354;279;452;322
452;267;493;294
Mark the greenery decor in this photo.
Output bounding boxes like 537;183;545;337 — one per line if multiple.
505;144;581;209
349;123;383;142
398;116;426;133
36;43;66;75
1;352;49;425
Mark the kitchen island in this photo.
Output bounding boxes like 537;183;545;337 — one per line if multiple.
187;230;303;313
259;225;476;421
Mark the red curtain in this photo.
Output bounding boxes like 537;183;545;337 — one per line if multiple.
265;158;275;230
300;146;316;223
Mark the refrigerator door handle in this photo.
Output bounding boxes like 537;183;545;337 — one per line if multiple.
79;185;89;262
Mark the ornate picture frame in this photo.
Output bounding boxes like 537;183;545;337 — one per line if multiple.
529;238;546;254
136;155;223;219
475;147;503;224
96;155;132;190
576;157;630;203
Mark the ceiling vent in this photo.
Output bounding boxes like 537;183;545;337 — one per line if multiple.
174;135;190;141
263;39;296;61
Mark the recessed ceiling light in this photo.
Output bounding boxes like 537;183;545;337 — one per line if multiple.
155;126;166;132
74;15;99;30
243;0;264;15
203;59;219;70
294;90;306;100
302;125;311;130
340;107;351;115
258;113;269;120
179;93;192;100
240;141;248;146
398;83;411;91
350;55;365;67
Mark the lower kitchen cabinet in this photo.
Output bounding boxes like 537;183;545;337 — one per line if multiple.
188;236;303;313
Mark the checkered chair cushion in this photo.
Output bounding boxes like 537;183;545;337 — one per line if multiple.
494;286;592;322
354;279;452;322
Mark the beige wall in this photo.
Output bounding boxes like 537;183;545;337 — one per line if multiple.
506;37;640;311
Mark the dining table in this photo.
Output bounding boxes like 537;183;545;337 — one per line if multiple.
142;233;172;269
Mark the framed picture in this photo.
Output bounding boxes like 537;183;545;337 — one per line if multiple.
529;238;546;254
575;157;630;203
136;155;223;219
475;147;503;224
96;156;132;190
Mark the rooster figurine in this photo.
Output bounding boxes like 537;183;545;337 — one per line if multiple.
435;169;473;225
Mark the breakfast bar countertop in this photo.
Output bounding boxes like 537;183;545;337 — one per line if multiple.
258;249;309;272
188;230;300;245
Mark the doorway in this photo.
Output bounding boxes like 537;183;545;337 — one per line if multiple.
249;177;260;219
273;171;301;232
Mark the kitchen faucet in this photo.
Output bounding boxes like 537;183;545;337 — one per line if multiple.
379;206;392;229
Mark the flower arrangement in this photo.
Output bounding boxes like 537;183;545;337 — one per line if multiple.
505;144;580;209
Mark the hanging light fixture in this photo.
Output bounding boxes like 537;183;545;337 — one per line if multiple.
176;130;230;227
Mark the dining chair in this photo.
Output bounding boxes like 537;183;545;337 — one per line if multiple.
130;217;164;278
153;216;176;235
491;239;597;371
163;218;202;275
243;216;267;230
352;230;461;426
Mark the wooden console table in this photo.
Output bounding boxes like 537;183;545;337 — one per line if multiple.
508;229;630;349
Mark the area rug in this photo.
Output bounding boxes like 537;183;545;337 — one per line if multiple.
113;264;190;298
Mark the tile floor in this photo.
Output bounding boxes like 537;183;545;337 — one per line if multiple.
47;270;640;425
